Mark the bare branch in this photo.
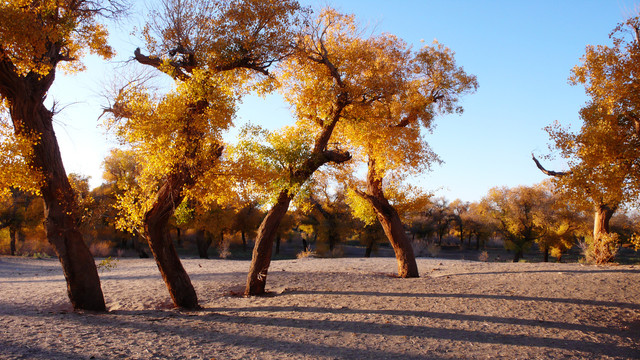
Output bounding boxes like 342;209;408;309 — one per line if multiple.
531;154;570;177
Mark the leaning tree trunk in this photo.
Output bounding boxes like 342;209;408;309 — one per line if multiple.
143;171;199;310
245;190;293;295
7;94;105;311
244;113;351;296
359;158;419;278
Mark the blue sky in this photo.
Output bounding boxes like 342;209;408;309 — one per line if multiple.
47;0;638;202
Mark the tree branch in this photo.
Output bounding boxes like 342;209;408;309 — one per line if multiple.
531;154;570;177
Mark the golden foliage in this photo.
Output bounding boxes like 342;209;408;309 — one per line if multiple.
0;109;41;197
0;0;120;76
548;16;640;210
105;0;304;232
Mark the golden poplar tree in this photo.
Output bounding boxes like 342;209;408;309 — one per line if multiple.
0;0;127;311
244;9;418;295
105;0;303;308
537;16;640;264
342;41;477;277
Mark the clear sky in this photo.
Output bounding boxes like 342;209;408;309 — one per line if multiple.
47;0;639;202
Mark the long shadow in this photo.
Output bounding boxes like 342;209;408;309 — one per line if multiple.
437;268;640;277
290;290;640;310
203;305;634;338
2;309;447;360
4;304;639;359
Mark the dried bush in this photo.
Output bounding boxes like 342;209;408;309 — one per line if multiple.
19;238;55;257
579;233;620;265
218;238;231;259
426;243;441;258
478;251;489;262
296;249;317;259
89;241;114;257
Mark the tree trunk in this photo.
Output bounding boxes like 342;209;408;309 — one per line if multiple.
143;177;199;310
275;234;281;255
593;204;614;240
360;158;419;278
175;227;182;248
302;238;309;252
241;230;247;252
543;247;549;262
513;248;523;262
9;225;17;256
591;203;617;264
245;190;293;295
5;87;105;311
133;236;149;258
365;238;373;258
196;230;211;259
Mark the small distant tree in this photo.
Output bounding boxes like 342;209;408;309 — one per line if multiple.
450;199;470;247
534;182;586;262
482;185;550;262
426;197;452;246
0;188;43;255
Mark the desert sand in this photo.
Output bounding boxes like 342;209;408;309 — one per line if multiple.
0;255;639;359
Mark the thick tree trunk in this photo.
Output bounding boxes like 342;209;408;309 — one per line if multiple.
593;204;614;240
5;86;106;311
542;247;549;262
143;177;199;309
591;204;617;264
245;190;293;295
360;158;419;278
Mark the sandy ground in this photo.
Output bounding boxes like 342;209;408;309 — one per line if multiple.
0;256;639;360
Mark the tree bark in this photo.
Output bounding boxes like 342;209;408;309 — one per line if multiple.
244;115;351;295
245;190;293;295
593;204;614;239
357;158;419;278
143;171;200;309
591;203;617;264
2;75;106;311
542;247;549;262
